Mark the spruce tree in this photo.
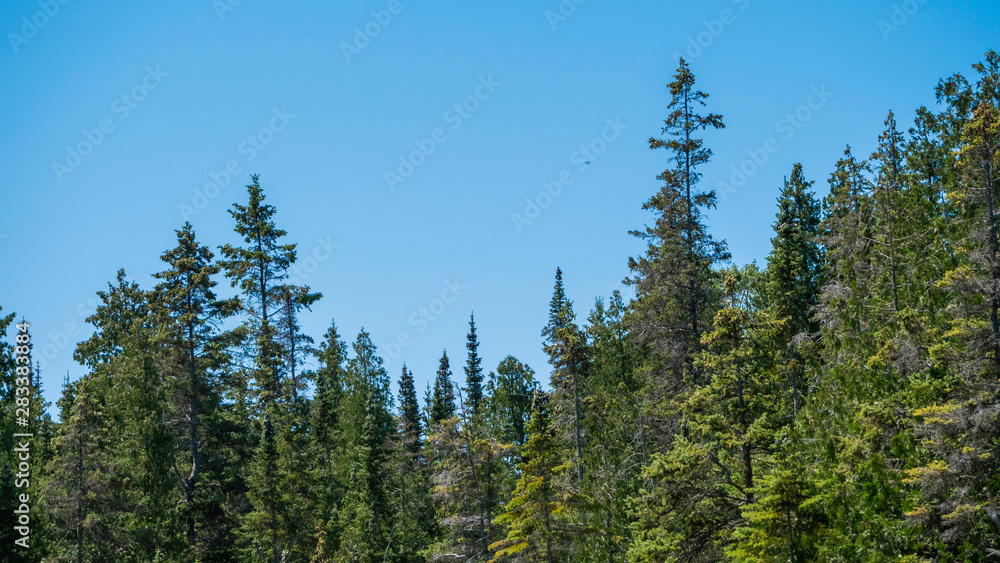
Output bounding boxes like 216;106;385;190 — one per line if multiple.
310;319;347;555
219;175;321;560
489;391;591;562
910;50;1000;557
68;271;177;560
151;221;239;556
630;265;785;563
465;313;485;415
484;356;538;447
626;57;729;389
430;350;456;426
398;365;422;454
540;268;587;486
766;164;823;417
335;329;394;560
218;174;321;410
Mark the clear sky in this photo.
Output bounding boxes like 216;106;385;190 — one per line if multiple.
2;0;998;414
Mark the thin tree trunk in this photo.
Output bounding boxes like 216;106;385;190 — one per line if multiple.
573;369;584;485
985;153;1000;375
76;434;83;563
185;312;201;552
736;361;753;502
455;389;491;556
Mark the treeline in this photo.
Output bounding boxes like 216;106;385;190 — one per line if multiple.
2;51;1000;562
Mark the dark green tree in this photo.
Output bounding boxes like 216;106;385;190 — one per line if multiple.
766;164;823;417
151;222;239;556
484;356;539;447
465;313;485;415
398;365;422;454
489;391;592;562
626;57;729;389
540;268;588;486
310;320;347;556
430;350;456;426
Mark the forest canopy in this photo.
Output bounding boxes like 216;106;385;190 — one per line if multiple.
2;51;1000;562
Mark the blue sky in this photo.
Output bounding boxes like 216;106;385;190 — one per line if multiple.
1;0;998;414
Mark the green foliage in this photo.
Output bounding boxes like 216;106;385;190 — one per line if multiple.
430;350;456;426
490;392;594;562
14;50;1000;563
465;313;485;414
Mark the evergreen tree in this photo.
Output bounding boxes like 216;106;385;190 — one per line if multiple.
490;391;592;562
541;268;588;486
766;164;823;417
908;50;1000;559
151;221;239;557
580;292;645;560
465;313;485;415
218;174;321;410
430;350;456;426
310;319;347;556
219;175;321;561
62;271;178;560
44;375;115;563
626;57;729;390
334;329;394;561
630;266;784;563
398;365;422;454
484;356;539;447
